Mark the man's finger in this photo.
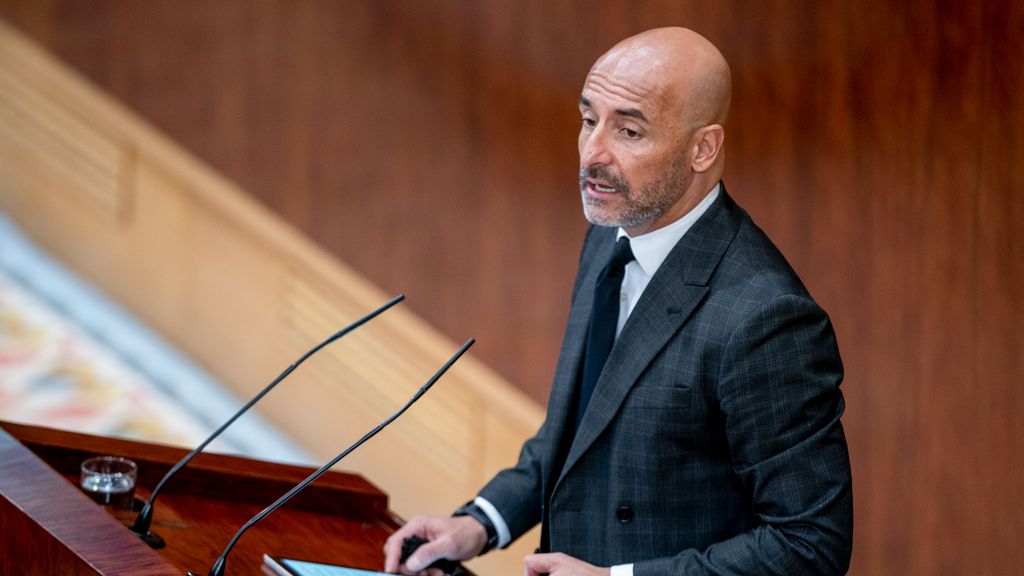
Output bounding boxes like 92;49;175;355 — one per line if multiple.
524;552;558;576
385;531;414;573
384;518;426;573
383;535;403;573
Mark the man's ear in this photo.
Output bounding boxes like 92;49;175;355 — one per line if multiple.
691;124;725;173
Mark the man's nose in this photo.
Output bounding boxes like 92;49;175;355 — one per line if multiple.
580;128;612;167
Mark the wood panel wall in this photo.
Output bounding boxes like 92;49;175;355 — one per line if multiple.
1;1;1021;574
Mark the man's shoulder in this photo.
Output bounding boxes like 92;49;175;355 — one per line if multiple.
696;191;816;308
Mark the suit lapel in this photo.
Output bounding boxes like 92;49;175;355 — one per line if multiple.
544;286;591;452
556;188;744;486
540;226;610;484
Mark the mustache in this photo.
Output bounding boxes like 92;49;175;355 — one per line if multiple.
579;166;630;192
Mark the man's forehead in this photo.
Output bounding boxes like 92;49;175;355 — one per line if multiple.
593;46;666;86
598;40;666;72
584;43;675;102
579;93;650;124
579;65;673;121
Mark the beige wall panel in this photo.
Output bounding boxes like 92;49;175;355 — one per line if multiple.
176;199;289;389
120;160;192;336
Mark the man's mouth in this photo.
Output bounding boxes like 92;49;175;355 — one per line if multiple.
586;178;618;196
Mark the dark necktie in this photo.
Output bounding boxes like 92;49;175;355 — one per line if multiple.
575;236;634;430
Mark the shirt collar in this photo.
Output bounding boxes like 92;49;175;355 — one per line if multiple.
617;182;721;277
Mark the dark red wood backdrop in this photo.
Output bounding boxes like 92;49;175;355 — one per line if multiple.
1;1;1021;574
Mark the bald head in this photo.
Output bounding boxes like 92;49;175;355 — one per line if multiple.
590;27;732;128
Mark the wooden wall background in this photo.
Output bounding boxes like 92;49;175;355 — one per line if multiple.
0;1;1020;574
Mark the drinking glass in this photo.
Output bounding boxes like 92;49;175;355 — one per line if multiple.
80;456;137;510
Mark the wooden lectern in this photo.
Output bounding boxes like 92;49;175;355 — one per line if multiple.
0;421;401;575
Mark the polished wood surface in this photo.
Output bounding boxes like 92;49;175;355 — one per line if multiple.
1;425;174;575
0;421;400;575
0;2;1021;574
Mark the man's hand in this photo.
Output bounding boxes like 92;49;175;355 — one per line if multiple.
524;552;610;576
383;515;488;574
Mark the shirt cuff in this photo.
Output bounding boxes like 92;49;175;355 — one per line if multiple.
610;564;634;576
473;496;512;549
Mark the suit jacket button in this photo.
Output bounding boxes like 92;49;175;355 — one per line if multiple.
616;506;634;523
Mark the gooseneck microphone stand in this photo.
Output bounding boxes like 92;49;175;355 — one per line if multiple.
130;294;405;548
189;338;475;576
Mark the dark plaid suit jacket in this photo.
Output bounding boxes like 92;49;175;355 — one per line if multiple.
478;185;853;575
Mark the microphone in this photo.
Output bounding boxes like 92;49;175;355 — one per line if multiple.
188;338;475;576
131;294;405;548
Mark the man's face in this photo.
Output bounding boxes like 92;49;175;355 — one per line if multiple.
578;60;694;236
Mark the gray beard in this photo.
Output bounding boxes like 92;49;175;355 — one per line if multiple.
579;158;686;229
582;191;666;229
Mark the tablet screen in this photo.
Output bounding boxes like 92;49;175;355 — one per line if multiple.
263;554;391;576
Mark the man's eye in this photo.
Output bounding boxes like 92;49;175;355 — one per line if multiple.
581;118;597;128
623;128;640;138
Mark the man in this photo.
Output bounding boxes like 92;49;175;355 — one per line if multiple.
384;27;852;576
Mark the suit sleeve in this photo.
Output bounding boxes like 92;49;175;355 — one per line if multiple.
475;423;548;541
635;294;853;576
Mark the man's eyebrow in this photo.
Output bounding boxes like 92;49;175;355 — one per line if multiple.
578;96;649;123
616;108;649;123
